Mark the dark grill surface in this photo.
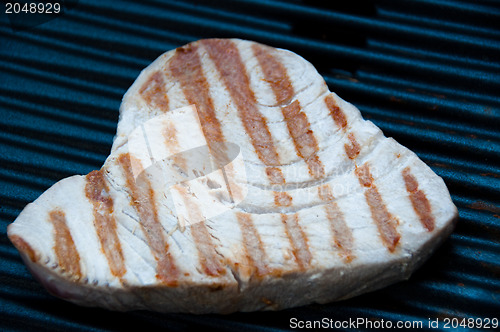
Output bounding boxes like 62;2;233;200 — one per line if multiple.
1;0;499;331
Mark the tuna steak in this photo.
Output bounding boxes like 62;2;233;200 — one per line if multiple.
8;39;458;314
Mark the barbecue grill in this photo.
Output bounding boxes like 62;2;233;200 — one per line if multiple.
1;0;499;330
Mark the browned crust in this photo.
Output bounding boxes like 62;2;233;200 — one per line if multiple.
118;153;178;286
48;209;82;279
282;100;325;178
85;170;126;278
202;39;281;167
355;164;401;252
402;167;435;232
325;94;347;130
253;45;324;178
282;214;312;270
202;40;293;207
170;43;225;143
174;185;225;277
318;184;355;262
190;223;226;277
139;71;169;110
345;133;361;159
9;234;38;263
169;41;244;205
327;89;401;253
251;44;294;105
264;167;285;185
252;43;356;262
273;191;292;207
236;212;269;277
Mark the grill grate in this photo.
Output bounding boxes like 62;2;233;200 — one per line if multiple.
0;0;499;330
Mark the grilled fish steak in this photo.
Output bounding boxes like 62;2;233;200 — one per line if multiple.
8;39;458;313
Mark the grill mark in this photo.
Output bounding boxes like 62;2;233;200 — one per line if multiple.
202;40;307;276
139;71;169;110
281;214;312;270
202;39;292;205
202;39;280;166
169;44;243;276
326;94;374;254
85;170;126;278
169;43;224;144
163;121;177;148
325;94;347;130
162;121;189;174
325;95;362;161
9;235;37;263
274;192;293;207
251;44;294;105
48;209;82;279
169;43;243;201
253;45;324;179
345;133;361;159
174;185;225;276
318;184;354;262
355;164;401;252
402;167;435;232
281;100;324;178
251;44;356;262
268;165;292;206
265;167;285;184
118;154;178;285
236;212;268;277
191;223;225;276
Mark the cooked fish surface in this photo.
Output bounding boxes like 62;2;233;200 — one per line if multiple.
8;38;458;314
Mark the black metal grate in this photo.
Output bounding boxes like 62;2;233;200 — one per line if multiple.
0;0;499;330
